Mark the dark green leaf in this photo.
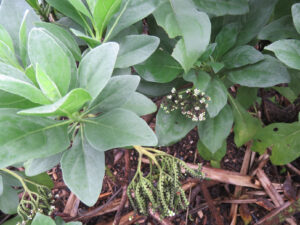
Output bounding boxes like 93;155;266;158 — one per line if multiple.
252;122;300;165
213;22;239;59
156;108;196;146
236;0;277;45
205;78;227;117
228;56;290;87
198;105;233;153
18;88;92;117
79;42;119;100
0;181;18;214
193;0;249;16
258;16;300;42
229;95;261;147
2;216;22;225
197;140;226;161
265;39;300;70
236;87;258;109
85;108;157;151
61;133;105;206
0;109;69;168
115;35;159;68
135;49;182;83
222;45;264;69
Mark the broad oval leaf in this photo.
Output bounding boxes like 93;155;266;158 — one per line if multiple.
90;75;140;113
228;95;261;147
228;56;290;87
292;3;300;34
197;140;226;162
28;28;71;95
222;45;264;69
121;92;157;116
85;108;157;151
32;213;56;225
0;109;69;169
36;64;61;102
18;88;92;117
258;16;300;42
61;134;105;206
198;105;233;153
156;108;196;146
205;78;227;118
24;153;62;176
252;122;300;165
193;0;249;17
106;0;159;40
154;0;211;72
78;42;119;100
135;49;182;83
183;70;211;91
265;39;300;70
115;35;160;68
0;74;51;105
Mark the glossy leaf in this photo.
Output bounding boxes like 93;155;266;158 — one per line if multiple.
229;95;261;147
258;16;300;42
252;122;300;165
156;108;196;146
36;64;61;102
228;56;290;87
68;0;92;18
36;22;81;61
265;39;300;70
0;74;51;105
46;0;86;28
115;35;159;68
93;0;122;37
85;108;157;151
18;88;91;117
222;45;264;69
205;78;227;118
121;92;157;116
0;109;69;168
91;75;140;113
198;105;233;153
193;0;249;16
292;3;300;34
213;23;239;59
106;0;159;40
236;0;277;45
135;49;182;83
32;213;56;225
61;133;105;206
24;153;62;176
154;0;211;72
78;42;119;100
28;28;71;95
197;140;226;162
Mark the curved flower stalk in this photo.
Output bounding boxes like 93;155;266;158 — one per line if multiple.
127;146;204;218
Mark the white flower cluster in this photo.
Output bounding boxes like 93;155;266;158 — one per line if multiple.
161;87;211;122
